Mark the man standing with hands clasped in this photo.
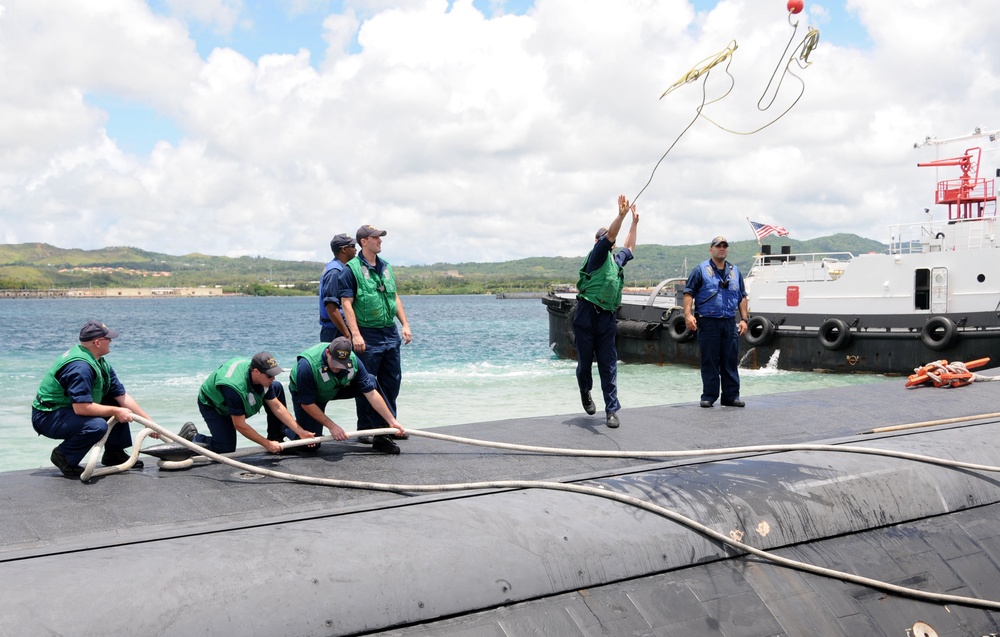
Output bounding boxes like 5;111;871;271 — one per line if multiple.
683;236;749;408
339;224;412;454
573;195;639;429
319;233;357;342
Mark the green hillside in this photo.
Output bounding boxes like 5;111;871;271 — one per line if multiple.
0;235;888;296
0;244;326;295
400;233;887;291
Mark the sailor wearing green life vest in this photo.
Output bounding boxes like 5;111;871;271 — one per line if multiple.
573;195;639;429
187;352;315;454
285;337;407;454
31;320;156;478
338;224;412;455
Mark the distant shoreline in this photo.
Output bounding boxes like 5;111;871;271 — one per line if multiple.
0;287;229;299
1;288;557;299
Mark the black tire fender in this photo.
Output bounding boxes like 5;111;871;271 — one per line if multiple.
921;316;957;351
667;313;695;343
744;316;774;346
818;318;851;351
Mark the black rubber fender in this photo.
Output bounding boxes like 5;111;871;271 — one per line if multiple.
818;318;851;351
744;316;774;346
921;316;958;351
666;313;695;343
618;319;659;340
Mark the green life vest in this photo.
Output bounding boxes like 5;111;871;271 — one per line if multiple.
576;249;624;312
346;256;398;328
290;343;357;403
32;344;111;411
198;358;267;417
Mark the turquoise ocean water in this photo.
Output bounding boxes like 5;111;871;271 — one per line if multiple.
0;295;890;472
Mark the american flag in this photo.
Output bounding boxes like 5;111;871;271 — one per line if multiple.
749;220;790;240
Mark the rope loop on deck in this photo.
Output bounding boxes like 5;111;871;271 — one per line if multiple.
79;418;154;482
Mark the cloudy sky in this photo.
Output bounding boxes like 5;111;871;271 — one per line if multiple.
1;0;998;266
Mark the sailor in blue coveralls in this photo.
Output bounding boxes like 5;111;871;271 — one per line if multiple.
295;232;357;443
573;195;639;428
318;233;357;343
683;236;749;408
31;320;155;478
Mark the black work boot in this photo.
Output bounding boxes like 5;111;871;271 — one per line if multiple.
51;448;83;478
371;435;400;455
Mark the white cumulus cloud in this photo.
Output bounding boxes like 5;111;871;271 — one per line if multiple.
1;0;999;265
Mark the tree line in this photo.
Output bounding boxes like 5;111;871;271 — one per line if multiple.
0;234;887;296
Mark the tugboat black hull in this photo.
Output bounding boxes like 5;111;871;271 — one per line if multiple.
544;294;1000;374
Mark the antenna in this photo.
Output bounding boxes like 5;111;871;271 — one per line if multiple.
914;126;999;148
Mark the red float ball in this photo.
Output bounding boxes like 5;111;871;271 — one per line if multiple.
787;0;804;14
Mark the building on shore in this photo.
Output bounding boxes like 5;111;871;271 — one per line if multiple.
0;287;226;299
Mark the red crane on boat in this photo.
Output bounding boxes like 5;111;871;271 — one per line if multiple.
917;146;997;220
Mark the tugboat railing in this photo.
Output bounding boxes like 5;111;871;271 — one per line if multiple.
747;252;855;283
890;217;999;253
645;277;687;307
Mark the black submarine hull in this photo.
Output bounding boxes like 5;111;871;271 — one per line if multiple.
4;380;1000;635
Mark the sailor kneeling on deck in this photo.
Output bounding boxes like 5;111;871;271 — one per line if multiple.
31;320;155;478
288;338;406;455
186;352;315;455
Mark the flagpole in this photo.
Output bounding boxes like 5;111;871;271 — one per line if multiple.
747;217;761;248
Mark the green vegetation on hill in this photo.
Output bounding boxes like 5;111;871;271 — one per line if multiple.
0;244;326;296
0;235;888;295
398;233;887;291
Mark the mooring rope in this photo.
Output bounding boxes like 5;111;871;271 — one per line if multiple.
76;414;1000;611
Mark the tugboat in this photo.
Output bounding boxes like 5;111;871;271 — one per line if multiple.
544;132;1000;374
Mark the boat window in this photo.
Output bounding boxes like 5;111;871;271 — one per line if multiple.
914;268;930;310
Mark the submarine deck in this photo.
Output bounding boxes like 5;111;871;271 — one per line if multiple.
4;376;1000;636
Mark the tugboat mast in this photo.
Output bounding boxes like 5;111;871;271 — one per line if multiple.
915;127;999;220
